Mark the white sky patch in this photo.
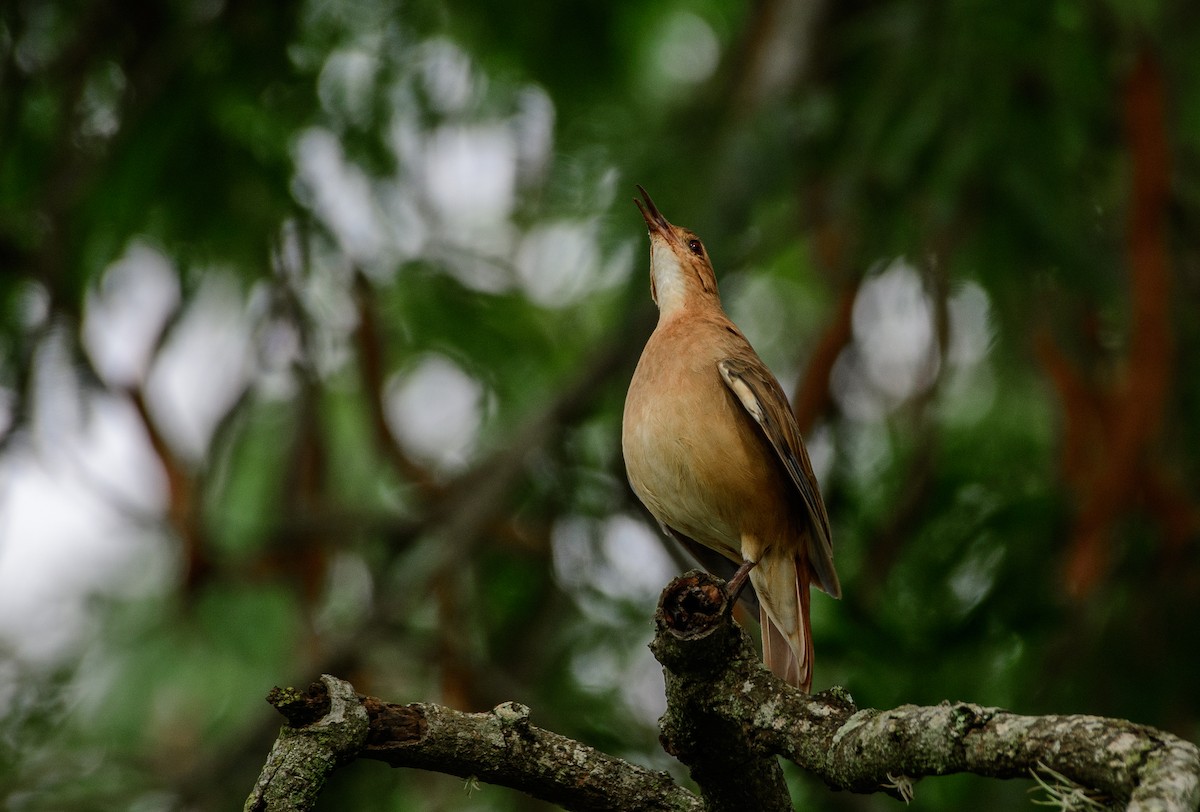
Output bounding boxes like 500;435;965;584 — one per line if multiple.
84;241;181;388
556;514;676;718
14;279;50;330
417;38;477;114
299;33;560;303
853;260;938;402
833;263;995;422
516;219;599;307
375;182;429;264
597;514;676;603
0;29;592;674
65;393;168;516
384;354;483;472
0;397;171;665
293;127;386;264
551;514;676;608
318;47;378;129
422;123;518;229
291;258;359;379
619;637;669;723
551;516;595;594
725;273;802;372
429;232;519;294
804;423;835;485
940;281;997;424
939;362;997;426
412;122;523;293
387;113;423;173
653;12;720;87
313;552;375;634
946;281;993;367
513;86;555;186
569;645;622;694
29;327;85;449
78;59;125;142
602;238;636;290
0;390;13;439
142;273;255;461
948;539;1004;616
833;260;936;420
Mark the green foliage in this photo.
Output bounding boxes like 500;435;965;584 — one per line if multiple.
2;0;1199;809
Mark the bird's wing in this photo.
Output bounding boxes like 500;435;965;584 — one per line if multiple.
718;357;841;598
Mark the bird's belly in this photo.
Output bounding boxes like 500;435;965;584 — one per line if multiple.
622;385;777;560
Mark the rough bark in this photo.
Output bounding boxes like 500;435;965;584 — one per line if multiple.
359;698;701;811
244;674;369;812
652;572;793;811
653;570;1200;812
247;572;1200;811
248;676;701;812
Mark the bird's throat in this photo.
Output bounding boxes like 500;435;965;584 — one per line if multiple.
650;239;693;318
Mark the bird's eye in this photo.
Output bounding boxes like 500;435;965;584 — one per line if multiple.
687;239;704;256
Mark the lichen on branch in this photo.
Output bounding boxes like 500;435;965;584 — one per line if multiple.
246;571;1200;812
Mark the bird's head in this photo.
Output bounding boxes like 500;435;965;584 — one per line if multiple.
634;186;718;316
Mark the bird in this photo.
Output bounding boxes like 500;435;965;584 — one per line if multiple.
621;186;841;693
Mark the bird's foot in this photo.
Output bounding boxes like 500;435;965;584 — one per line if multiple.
725;559;757;602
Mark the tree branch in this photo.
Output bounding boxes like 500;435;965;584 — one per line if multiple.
360;698;700;812
653;573;792;811
248;573;1200;811
652;570;1200;812
250;677;701;812
245;675;369;812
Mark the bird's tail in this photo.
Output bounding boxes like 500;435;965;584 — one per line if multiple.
755;553;813;693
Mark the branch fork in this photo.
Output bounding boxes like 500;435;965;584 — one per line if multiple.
246;571;1200;811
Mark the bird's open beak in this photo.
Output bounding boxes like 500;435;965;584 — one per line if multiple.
635;186;672;236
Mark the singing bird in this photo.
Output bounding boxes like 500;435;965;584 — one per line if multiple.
622;187;841;693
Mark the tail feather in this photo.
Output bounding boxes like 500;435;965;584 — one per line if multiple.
754;554;813;693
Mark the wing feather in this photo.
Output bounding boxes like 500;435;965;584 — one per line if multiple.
718;357;841;598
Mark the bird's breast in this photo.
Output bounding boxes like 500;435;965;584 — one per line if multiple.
622;319;791;558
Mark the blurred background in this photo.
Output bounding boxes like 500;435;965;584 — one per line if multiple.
1;0;1198;809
